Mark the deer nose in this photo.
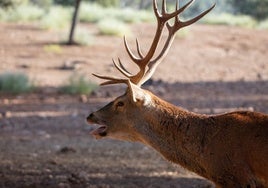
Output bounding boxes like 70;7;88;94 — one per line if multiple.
87;113;95;123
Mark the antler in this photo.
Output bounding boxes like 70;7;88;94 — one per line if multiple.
94;0;215;87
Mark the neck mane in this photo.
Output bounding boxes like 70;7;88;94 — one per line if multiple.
136;93;211;177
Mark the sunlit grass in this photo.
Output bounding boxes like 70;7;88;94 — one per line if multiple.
79;3;105;23
0;2;266;31
59;27;95;46
0;72;34;94
44;44;63;54
202;13;257;28
60;73;97;95
114;8;140;23
137;10;155;23
74;27;95;46
115;9;154;23
0;4;71;30
40;6;71;30
79;2;154;24
97;18;131;37
1;4;44;22
175;28;190;39
0;8;5;21
258;18;268;29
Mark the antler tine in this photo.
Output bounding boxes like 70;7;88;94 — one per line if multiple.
176;0;179;11
119;0;196;86
118;58;132;75
164;2;216;36
138;0;178;65
141;0;196;65
123;36;141;64
153;0;160;18
179;3;216;29
92;73;129;86
161;0;167;14
136;38;144;58
176;0;194;16
93;0;215;88
138;1;215;86
112;58;132;78
155;0;194;21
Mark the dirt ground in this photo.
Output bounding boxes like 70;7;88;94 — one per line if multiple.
0;21;268;188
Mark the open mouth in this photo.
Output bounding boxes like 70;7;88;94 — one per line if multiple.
87;114;108;139
89;124;107;139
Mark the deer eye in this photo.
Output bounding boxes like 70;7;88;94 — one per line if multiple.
116;101;125;107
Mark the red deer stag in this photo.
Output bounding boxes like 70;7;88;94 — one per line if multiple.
87;0;268;187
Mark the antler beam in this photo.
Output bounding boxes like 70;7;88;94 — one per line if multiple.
94;0;215;87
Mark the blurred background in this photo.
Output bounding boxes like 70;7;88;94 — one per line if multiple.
0;0;267;187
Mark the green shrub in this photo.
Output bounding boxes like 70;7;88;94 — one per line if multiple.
53;0;73;6
0;1;154;26
202;13;257;28
137;10;154;23
0;8;6;21
115;8;140;23
40;6;71;30
176;28;190;39
0;0;28;8
30;0;53;9
4;4;44;22
0;72;33;94
44;44;62;53
74;27;95;46
79;2;105;23
60;74;97;95
0;0;14;8
258;18;268;29
227;0;268;21
97;18;131;36
96;0;119;7
79;2;154;24
104;7;154;23
59;27;94;46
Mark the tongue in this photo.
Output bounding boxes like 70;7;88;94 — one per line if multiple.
90;126;107;138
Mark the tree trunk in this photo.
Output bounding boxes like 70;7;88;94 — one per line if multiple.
67;0;81;45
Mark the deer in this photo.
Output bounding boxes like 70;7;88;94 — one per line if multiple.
87;0;268;187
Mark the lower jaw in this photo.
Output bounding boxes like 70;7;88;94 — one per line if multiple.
98;132;107;137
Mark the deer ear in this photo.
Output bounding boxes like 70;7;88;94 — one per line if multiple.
127;80;151;105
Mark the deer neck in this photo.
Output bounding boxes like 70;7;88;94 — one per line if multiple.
135;95;209;176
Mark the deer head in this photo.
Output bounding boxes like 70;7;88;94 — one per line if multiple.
87;0;215;142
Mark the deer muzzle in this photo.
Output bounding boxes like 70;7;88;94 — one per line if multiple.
87;113;107;139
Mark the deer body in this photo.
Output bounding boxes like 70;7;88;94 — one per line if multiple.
139;92;268;188
87;1;268;187
88;89;268;187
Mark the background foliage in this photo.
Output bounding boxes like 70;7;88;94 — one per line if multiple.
1;0;267;21
227;0;268;20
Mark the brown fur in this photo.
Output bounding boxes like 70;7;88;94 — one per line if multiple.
86;1;268;186
88;89;268;188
